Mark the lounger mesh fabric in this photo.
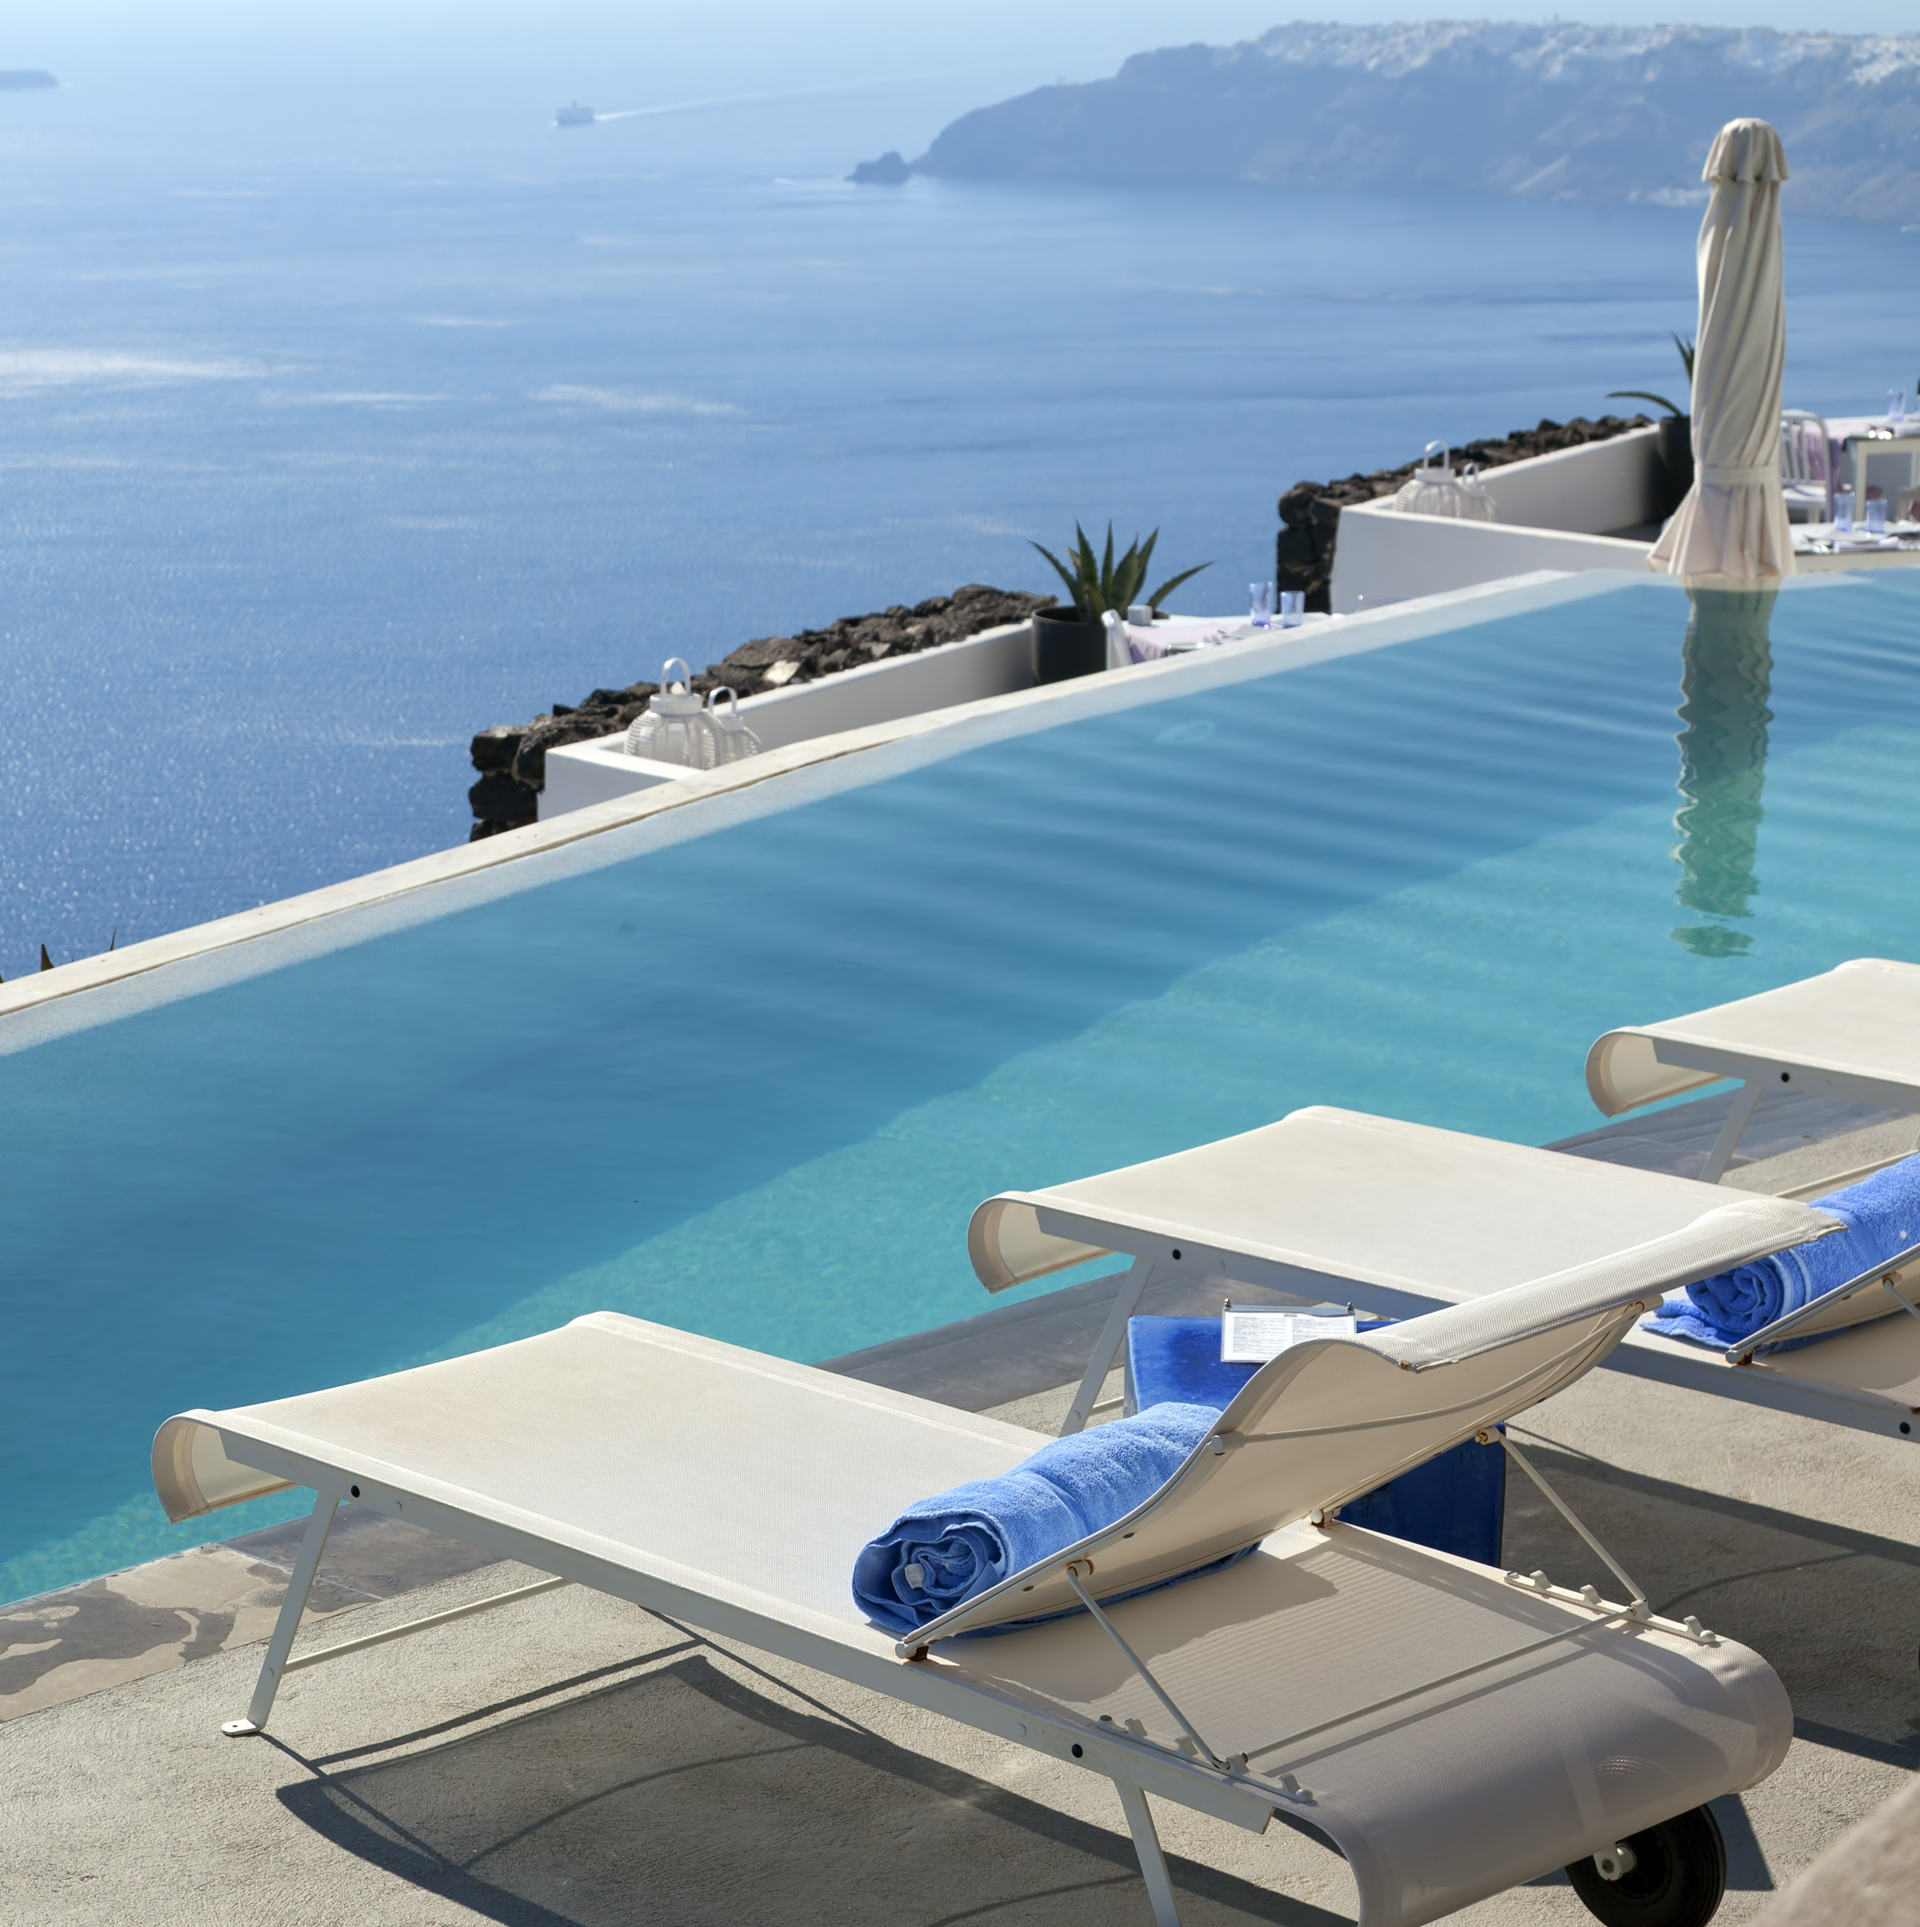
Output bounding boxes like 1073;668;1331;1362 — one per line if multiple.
156;1272;1798;1927
1586;956;1920;1115
967;1105;1837;1307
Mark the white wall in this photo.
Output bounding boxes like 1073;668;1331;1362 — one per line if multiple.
1331;504;1654;615
542;617;1038;818
1468;424;1663;534
1331;428;1663;615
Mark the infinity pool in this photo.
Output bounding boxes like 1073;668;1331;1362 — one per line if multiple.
7;572;1920;1602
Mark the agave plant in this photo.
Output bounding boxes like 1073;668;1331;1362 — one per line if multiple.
1031;523;1209;623
1608;332;1697;418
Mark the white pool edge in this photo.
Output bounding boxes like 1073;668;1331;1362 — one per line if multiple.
0;566;1723;1052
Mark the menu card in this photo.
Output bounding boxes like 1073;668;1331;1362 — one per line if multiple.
1221;1303;1358;1364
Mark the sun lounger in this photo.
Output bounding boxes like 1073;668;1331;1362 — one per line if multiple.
970;1103;1920;1443
1584;959;1920;1433
155;1196;1829;1927
1586;957;1920;1185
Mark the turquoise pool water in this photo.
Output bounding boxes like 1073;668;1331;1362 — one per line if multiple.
7;572;1920;1603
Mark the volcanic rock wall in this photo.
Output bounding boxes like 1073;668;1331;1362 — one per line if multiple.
468;584;1049;838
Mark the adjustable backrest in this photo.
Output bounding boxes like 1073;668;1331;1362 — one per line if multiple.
916;1196;1837;1644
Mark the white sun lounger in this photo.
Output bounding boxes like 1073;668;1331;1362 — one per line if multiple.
1587;957;1920;1186
1584;957;1920;1432
156;1197;1828;1927
971;1104;1920;1442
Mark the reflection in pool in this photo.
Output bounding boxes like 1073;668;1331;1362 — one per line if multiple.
1672;589;1776;958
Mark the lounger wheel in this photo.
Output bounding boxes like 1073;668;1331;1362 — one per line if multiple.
1565;1804;1726;1927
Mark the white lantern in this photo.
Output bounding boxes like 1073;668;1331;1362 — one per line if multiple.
1388;442;1498;522
705;686;763;766
625;657;720;769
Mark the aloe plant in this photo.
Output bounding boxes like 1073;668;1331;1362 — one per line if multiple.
1608;333;1697;418
1031;523;1209;622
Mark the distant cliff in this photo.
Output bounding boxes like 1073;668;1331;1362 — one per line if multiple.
911;23;1920;221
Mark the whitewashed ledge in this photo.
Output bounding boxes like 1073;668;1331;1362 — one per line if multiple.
4;1076;1910;1726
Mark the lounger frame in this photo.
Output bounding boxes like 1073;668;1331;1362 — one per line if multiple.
216;1436;1277;1927
216;1434;1735;1927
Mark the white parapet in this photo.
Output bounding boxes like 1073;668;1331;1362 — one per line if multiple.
1332;510;1657;615
542;618;1039;818
1331;427;1663;615
1469;425;1664;534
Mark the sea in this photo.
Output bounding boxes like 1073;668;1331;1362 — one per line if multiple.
5;16;1920;981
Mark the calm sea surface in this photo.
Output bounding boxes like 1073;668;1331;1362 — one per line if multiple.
3;72;1920;981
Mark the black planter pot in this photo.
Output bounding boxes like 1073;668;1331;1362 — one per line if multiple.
1659;415;1694;516
1031;606;1107;685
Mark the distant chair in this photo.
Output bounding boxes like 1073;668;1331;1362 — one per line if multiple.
1780;410;1833;523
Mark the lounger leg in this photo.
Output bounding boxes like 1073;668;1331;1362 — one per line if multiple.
1061;1260;1154;1436
1114;1778;1184;1927
222;1492;338;1737
1699;1077;1763;1183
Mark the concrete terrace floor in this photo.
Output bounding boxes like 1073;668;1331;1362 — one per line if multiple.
4;1085;1919;1926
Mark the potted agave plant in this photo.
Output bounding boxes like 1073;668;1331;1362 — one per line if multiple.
1609;332;1696;518
1030;524;1210;684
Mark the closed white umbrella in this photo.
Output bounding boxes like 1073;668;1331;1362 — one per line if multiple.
1650;119;1792;581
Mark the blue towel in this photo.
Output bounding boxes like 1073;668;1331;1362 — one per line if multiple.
1644;1152;1920;1349
852;1402;1221;1637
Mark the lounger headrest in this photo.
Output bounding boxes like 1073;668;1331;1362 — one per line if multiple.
966;1106;1840;1305
1586;957;1920;1115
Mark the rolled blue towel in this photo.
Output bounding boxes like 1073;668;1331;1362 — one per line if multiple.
1644;1152;1920;1348
853;1401;1221;1637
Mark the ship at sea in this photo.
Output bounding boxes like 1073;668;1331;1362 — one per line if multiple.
554;101;595;128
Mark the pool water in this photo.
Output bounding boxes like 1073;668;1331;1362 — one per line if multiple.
6;572;1920;1602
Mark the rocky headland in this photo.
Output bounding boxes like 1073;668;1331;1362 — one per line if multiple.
468;583;1049;837
903;23;1920;222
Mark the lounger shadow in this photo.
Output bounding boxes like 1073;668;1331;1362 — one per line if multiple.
278;1653;1341;1927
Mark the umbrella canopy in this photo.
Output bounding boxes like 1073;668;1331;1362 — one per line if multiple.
1650;119;1792;581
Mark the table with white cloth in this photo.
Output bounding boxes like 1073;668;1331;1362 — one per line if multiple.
1117;613;1329;663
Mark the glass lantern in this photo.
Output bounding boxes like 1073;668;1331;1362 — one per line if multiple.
706;686;763;766
1389;442;1498;522
625;657;720;769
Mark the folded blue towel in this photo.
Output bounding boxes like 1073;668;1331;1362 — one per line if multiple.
853;1402;1221;1637
1644;1152;1920;1349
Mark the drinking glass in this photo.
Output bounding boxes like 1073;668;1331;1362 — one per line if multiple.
1867;495;1888;534
1249;581;1275;627
1834;487;1855;532
1278;590;1306;629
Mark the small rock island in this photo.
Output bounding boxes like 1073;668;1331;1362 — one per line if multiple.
847;150;911;186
